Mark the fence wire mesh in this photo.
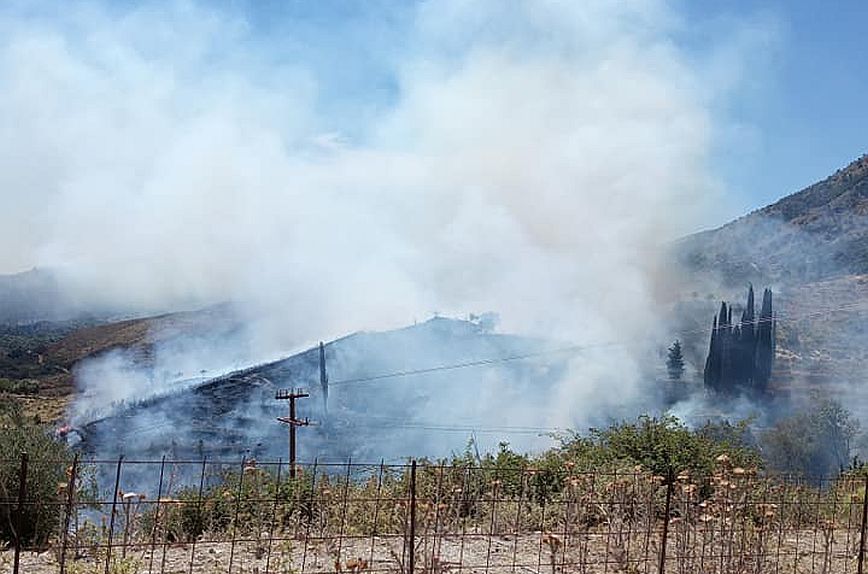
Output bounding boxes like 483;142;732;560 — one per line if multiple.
2;455;867;574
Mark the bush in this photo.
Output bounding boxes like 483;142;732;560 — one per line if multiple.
431;417;761;509
0;403;73;547
147;462;320;542
761;396;860;479
557;415;761;478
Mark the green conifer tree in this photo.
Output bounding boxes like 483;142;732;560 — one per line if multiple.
667;339;685;381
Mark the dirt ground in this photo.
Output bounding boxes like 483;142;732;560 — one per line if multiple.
2;530;864;574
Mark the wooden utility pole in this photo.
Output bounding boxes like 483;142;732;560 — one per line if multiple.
275;388;310;478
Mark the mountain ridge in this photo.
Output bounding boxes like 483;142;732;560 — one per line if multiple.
677;153;868;287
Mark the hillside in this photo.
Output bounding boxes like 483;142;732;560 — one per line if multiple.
674;154;868;405
0;268;76;324
0;304;242;421
6;155;868;426
77;317;566;463
677;154;868;286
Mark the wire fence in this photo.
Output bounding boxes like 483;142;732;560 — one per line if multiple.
2;454;868;574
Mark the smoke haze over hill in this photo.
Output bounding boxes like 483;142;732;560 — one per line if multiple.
0;1;784;435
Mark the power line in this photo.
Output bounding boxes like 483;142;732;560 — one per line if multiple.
375;425;559;435
328;300;868;387
346;415;567;434
328;345;596;386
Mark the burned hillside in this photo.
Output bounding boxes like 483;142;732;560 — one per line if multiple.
75;317;570;464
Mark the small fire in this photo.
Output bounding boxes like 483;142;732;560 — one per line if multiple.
56;423;83;445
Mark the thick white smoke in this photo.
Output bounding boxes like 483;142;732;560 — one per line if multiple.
0;1;760;434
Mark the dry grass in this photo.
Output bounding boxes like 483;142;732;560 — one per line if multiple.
12;393;70;423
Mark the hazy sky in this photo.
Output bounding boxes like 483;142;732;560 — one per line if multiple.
233;0;867;226
1;0;866;332
112;0;867;227
681;0;868;222
3;1;865;235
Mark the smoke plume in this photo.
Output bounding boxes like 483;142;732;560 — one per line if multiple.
0;1;765;440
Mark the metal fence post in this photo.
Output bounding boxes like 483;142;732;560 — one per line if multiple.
104;455;124;574
409;460;417;574
59;453;80;574
12;451;28;574
858;474;868;574
658;469;674;574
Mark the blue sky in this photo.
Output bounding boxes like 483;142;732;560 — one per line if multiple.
681;0;868;219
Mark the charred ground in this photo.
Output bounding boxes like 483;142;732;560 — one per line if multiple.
76;316;566;463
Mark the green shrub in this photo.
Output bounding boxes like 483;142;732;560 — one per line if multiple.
146;463;321;542
0;404;73;547
761;396;860;479
555;415;761;479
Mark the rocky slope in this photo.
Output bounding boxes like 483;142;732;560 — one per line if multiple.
677;154;868;287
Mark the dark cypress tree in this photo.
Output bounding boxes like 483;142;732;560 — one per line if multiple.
727;284;755;389
704;316;720;390
719;302;733;392
704;303;732;392
703;285;774;395
754;288;775;392
746;284;756;326
732;321;745;388
740;284;757;387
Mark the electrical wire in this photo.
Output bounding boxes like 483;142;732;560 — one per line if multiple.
327;299;868;387
340;415;567;434
370;425;557;435
328;345;594;386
